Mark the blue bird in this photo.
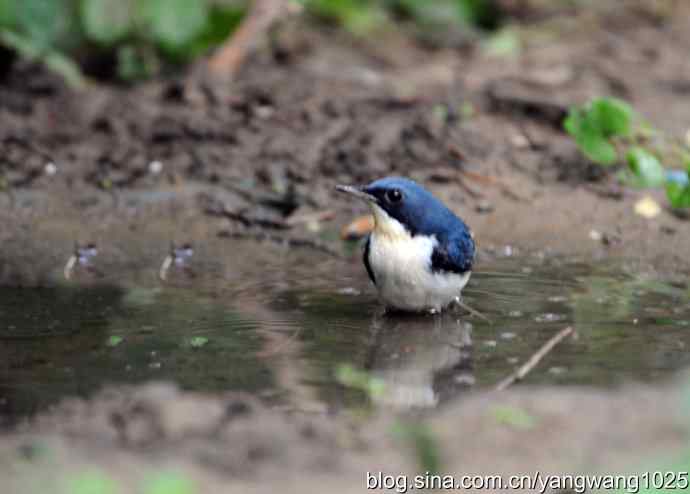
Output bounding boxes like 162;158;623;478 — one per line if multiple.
336;177;475;312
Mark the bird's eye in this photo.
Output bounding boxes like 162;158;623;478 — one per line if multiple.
386;189;403;203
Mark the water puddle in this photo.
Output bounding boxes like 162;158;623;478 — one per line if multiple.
1;243;689;421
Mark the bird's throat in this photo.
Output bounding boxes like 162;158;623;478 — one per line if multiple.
369;204;410;241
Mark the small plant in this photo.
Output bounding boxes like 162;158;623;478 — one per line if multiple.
303;0;502;37
565;97;690;210
304;0;387;35
0;0;245;83
564;97;633;166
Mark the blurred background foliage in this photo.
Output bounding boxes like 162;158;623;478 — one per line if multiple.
0;0;247;82
0;0;504;84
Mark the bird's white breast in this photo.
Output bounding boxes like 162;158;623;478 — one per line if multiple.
367;206;470;312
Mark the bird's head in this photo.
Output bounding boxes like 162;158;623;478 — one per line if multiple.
336;177;456;239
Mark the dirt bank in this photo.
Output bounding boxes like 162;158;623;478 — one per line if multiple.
3;378;688;493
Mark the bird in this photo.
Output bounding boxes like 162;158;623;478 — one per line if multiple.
336;177;475;313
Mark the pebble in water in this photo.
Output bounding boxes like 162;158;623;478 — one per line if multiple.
535;313;565;323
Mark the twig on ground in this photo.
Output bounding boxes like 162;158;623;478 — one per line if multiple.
495;326;574;391
202;195;290;229
456;299;492;323
285;209;335;226
217;230;341;257
459;169;530;202
485;80;568;130
207;0;293;78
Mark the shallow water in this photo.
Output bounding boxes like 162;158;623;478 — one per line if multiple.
1;240;689;421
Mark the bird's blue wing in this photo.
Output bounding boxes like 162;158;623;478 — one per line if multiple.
430;229;475;275
363;235;376;285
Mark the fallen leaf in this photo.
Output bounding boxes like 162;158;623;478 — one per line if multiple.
341;215;374;240
634;196;661;218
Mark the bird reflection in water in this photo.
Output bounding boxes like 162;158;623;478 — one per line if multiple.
363;310;474;410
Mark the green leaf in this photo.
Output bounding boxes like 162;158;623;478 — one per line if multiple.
0;0;17;27
116;44;159;81
565;98;634;165
80;0;132;45
666;181;690;209
576;128;618;165
589;97;632;137
565;106;618;165
185;5;245;58
626;147;666;188
43;50;88;88
106;335;124;347
563;108;585;137
139;0;209;51
14;0;74;50
306;0;385;35
457;0;501;30
0;30;86;88
392;0;465;34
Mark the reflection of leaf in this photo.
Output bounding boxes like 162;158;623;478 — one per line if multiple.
122;286;162;307
335;364;385;398
189;336;208;348
391;421;441;474
491;405;536;429
627;147;666;188
81;0;132;45
139;0;208;50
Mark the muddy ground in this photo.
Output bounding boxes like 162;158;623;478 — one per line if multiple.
1;1;690;492
2;2;689;280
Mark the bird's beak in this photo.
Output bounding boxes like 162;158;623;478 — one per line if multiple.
335;184;376;203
